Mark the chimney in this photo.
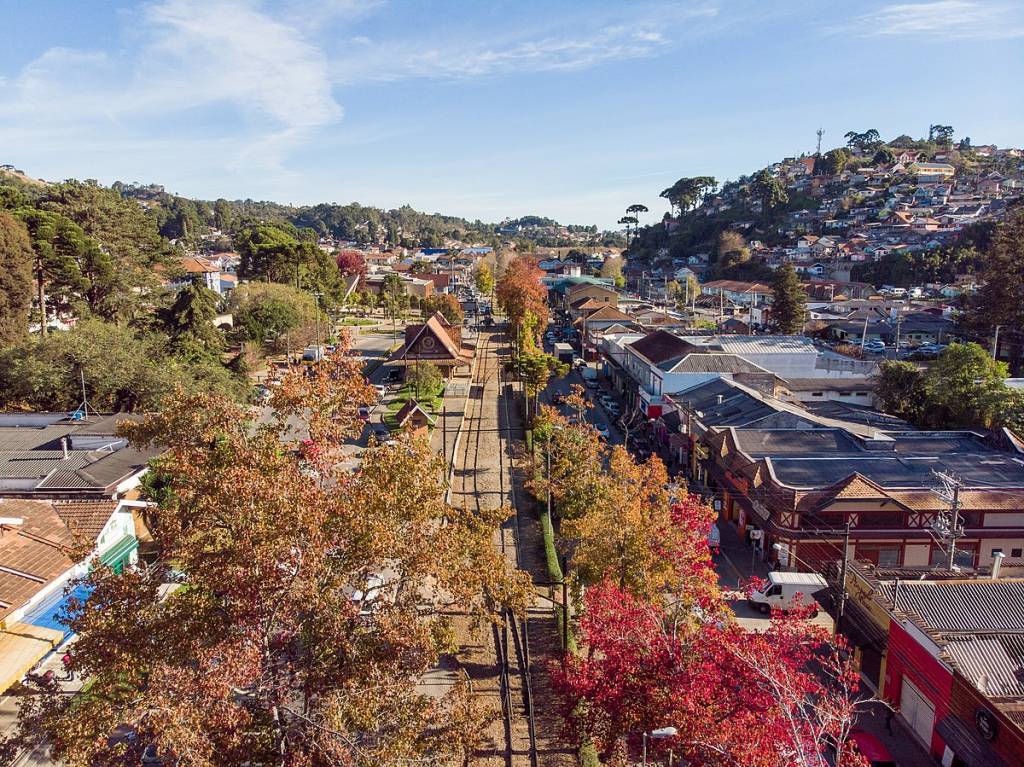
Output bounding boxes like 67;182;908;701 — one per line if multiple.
716;394;724;405
992;551;1006;580
61;437;69;459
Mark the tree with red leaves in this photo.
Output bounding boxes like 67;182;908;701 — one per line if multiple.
335;248;366;278
553;579;867;767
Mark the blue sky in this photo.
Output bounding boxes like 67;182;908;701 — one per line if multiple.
2;0;1022;229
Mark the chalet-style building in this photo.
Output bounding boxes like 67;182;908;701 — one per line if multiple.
389;312;472;376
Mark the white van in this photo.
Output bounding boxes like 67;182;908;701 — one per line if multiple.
747;571;827;615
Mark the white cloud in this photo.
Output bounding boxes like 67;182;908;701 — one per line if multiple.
0;0;343;169
845;1;1024;40
332;6;716;83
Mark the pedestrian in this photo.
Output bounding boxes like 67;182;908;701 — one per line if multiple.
60;652;74;682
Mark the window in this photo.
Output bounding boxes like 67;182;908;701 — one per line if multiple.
857;545;901;567
858;510;905;528
1014;548;1023;558
930;545;977;568
765;585;782;597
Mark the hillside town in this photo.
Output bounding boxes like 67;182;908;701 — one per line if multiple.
3;4;1024;758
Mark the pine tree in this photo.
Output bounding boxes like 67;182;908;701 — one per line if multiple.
771;263;807;335
0;211;34;345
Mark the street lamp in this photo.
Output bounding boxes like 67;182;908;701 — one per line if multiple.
642;726;678;767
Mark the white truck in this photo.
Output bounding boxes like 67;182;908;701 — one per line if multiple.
747;571;827;615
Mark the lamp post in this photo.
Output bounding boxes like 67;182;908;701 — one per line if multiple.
642;726;678;767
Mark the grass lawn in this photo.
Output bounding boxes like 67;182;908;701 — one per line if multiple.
337;318;378;326
381;383;445;429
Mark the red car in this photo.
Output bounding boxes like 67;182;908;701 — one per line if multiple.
849;730;897;767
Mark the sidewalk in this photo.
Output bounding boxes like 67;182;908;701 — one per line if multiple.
714;511;771;587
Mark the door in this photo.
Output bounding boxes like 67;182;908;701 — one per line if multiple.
899;676;935;749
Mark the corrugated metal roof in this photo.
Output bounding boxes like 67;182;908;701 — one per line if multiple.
715;335;818;356
880;580;1024;633
945;635;1024;697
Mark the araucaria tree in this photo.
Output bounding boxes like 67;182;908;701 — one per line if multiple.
771;262;807;334
750;169;789;223
0;210;34;345
5;337;530;767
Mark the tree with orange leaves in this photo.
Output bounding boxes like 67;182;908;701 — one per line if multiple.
495;255;548;347
4;334;530;767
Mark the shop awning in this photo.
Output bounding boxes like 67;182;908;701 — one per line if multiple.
936;716;1008;767
0;622;65;694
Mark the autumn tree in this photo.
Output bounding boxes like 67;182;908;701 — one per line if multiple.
495;255;548;347
334;249;367;278
771;263;807;334
600;255;626;287
561;447;704;599
421;293;464;325
5;337;530;767
529;404;607;522
553;581;867;767
0;210;34;345
474;261;495;296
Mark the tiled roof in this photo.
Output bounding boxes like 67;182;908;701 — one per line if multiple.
52;500;117;540
0;499;75;621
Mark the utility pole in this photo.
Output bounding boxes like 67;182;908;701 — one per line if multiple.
932;470;964;569
860;314;869;349
993;324;1003;361
835;522;851;635
894;310;902;353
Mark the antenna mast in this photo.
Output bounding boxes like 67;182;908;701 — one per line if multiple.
816;128;824;156
74;368;94;420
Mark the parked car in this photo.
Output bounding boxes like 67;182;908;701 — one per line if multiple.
584;378;599;390
592;422;610;440
848;730;896;767
384;368;403;384
372;427;393;446
358;406;371;422
551;392;566;406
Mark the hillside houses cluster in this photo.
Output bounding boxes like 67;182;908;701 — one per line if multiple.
653;144;1022;290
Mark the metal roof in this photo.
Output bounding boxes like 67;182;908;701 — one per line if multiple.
880;580;1024;633
945;635;1024;696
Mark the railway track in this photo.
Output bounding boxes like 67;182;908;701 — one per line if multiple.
451;330;537;767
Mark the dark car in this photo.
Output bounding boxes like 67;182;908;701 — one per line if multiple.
552;392;566;406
